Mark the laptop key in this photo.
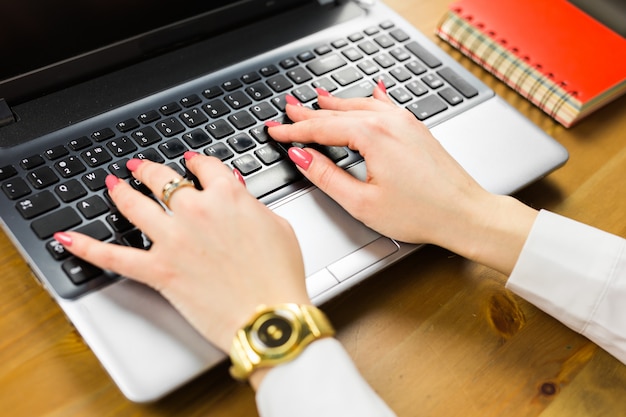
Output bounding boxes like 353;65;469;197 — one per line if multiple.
20;155;45;170
405;41;442;68
62;257;103;285
202;85;224;99
81;146;113;167
232;154;262;175
250;102;278;120
27;166;59;189
44;145;69;160
181;129;212;148
406;95;448;121
228;133;256;153
224;91;252;110
116;118;140;133
77;195;109;219
206;120;235;139
332;67;363;86
82;168;109;191
335;80;375;98
17;190;59;219
55;179;87;202
0;164;17;180
267;75;293;93
436;67;479;98
74;220;112;241
138;110;161;124
2;178;31;200
156;117;185;137
202;99;230;118
31;207;81;238
54;155;87;178
91;127;115;142
204;143;234;161
306;53;347;76
246;83;273;101
131;126;162;146
179;108;208;128
244;160;303;199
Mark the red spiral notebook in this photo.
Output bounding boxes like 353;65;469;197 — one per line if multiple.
436;0;626;127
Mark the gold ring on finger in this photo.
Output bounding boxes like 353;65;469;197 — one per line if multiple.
161;178;195;209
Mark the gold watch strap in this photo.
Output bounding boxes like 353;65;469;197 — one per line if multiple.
229;304;334;381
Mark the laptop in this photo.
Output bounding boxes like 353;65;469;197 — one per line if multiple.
0;0;568;402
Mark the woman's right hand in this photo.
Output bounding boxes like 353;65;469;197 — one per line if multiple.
267;88;538;275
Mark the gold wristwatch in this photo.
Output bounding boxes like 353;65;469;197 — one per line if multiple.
229;303;335;381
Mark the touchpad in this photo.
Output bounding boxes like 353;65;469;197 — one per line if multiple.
271;188;386;276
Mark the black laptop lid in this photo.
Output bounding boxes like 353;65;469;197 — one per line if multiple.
0;0;308;105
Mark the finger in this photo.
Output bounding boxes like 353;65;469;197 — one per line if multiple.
54;231;161;288
315;89;395;113
287;147;370;214
107;175;173;236
182;151;240;189
127;158;197;207
267;116;366;149
372;80;395;105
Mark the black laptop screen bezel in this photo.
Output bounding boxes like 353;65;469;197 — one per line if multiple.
0;0;308;105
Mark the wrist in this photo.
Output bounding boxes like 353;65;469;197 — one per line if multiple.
228;303;335;384
437;192;538;275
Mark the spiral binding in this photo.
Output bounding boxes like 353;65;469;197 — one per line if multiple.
436;9;578;126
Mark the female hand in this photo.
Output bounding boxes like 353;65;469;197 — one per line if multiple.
267;87;537;275
54;153;311;356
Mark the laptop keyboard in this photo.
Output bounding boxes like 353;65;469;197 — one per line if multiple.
0;20;483;299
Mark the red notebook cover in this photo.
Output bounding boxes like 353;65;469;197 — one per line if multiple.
447;0;626;105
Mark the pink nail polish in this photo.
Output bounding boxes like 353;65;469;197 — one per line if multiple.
105;175;120;191
184;151;200;161
265;120;282;128
315;88;331;97
285;94;302;106
53;232;73;247
233;169;246;185
377;79;387;94
126;158;143;172
288;147;313;170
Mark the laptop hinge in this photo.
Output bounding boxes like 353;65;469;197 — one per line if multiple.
0;99;16;128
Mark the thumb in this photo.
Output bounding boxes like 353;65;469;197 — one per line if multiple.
287;147;365;211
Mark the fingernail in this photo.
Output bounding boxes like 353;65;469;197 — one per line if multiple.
53;232;73;247
233;169;246;186
285;94;302;106
126;158;143;172
184;151;200;161
288;147;313;170
265;120;282;128
105;175;120;191
315;88;331;97
377;79;387;94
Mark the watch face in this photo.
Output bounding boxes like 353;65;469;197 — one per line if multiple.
257;317;293;348
250;309;301;355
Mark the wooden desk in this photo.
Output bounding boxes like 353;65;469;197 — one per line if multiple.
2;1;625;415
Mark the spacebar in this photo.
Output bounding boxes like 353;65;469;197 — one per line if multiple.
246;160;303;199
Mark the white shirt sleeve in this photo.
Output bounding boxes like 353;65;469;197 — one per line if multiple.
506;210;626;364
255;338;396;417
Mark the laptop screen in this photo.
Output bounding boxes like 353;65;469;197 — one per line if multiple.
0;0;308;104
